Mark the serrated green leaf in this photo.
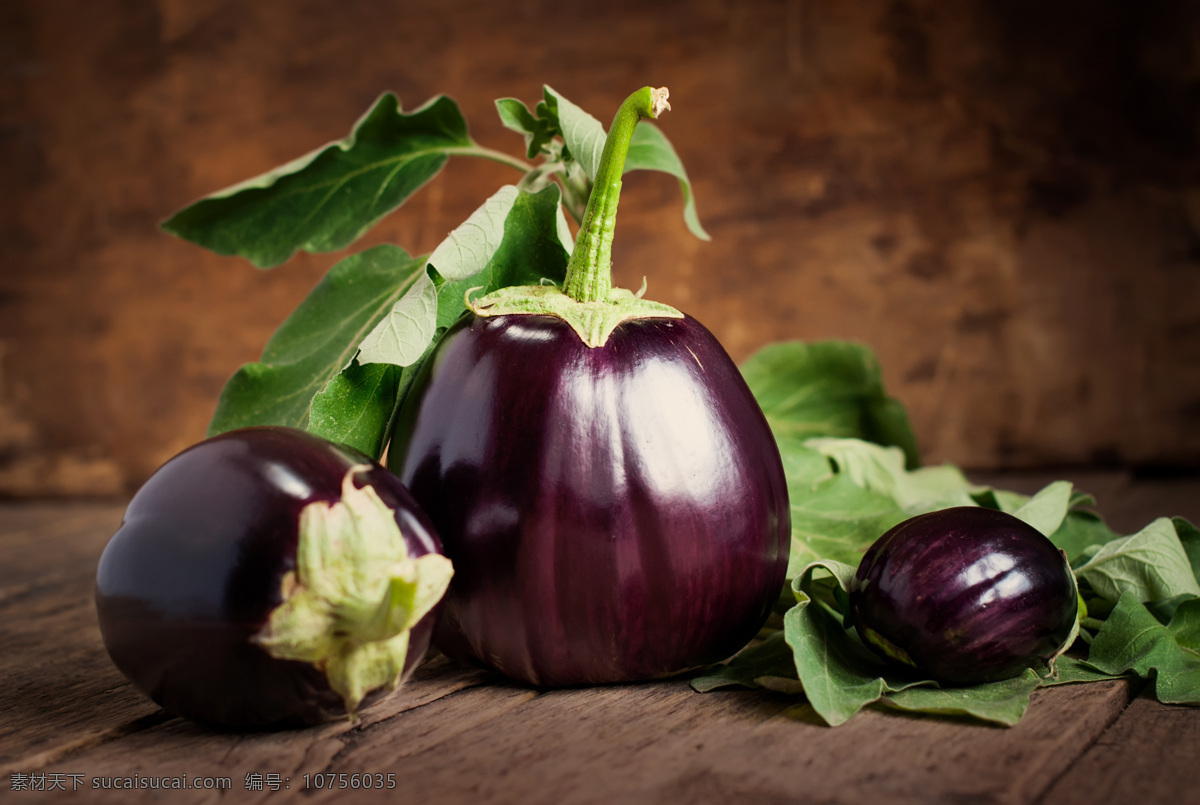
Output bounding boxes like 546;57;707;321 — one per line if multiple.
1075;518;1200;604
163;93;472;268
358;271;438;366
741;340;920;468
1085;592;1200;704
207;245;426;435
626;122;710;241
428;186;520;281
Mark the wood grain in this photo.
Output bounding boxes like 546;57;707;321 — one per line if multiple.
1042;690;1200;805
3;0;1199;498
1;476;1196;802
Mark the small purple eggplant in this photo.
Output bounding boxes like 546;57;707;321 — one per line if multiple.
849;506;1078;685
387;87;790;686
95;427;452;729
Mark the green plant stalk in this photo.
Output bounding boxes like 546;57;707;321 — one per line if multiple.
467;86;682;348
562;87;671;303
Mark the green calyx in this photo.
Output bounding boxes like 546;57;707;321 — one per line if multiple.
253;467;454;720
468;283;681;348
472;85;683;347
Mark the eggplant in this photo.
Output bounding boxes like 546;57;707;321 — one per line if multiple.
387;87;790;686
849;506;1078;685
95;426;452;729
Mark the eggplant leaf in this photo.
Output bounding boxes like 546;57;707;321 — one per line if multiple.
806;438;977;512
690;631;799;693
301;184;569;459
432;183;571;330
1174;517;1200;586
782;561;930;726
1084;592;1200;704
878;671;1043;725
495;98;558;159
428;186;522;282
207;245;426;436
306;361;402;459
357;271;439;367
1009;480;1073;537
783;438;984;577
542;86;606;180
626;122;710;240
163;94;473;269
741;341;920;468
1074;518;1200;604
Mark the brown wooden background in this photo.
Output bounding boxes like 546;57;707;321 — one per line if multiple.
2;0;1198;497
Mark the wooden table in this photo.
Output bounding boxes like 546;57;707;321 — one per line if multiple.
3;471;1198;804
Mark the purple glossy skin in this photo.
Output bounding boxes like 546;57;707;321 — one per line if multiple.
849;507;1077;685
388;313;790;686
95;427;442;729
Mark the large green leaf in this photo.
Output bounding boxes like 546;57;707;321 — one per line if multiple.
1085;592;1200;704
304;184;571;459
306;361;401;458
163;94;473;268
741;341;919;468
782;438;980;577
431;183;571;330
1074;518;1200;604
879;671;1043;725
207;245;426;436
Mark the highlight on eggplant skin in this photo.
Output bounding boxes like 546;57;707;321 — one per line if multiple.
389;313;791;687
94;427;445;730
848;506;1078;686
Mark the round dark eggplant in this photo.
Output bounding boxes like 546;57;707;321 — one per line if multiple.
849;506;1078;685
95;426;450;729
388;312;790;686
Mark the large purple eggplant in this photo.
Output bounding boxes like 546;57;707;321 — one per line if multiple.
387;87;790;686
389;313;789;685
95;427;452;729
849;506;1078;685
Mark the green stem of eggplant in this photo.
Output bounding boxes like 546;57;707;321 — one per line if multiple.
562;86;670;304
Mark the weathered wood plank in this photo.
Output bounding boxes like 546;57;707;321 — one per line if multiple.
36;676;1132;805
1042;691;1200;805
0;503;153;768
1;477;1197;803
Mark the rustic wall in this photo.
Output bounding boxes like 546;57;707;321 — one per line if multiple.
2;0;1198;496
